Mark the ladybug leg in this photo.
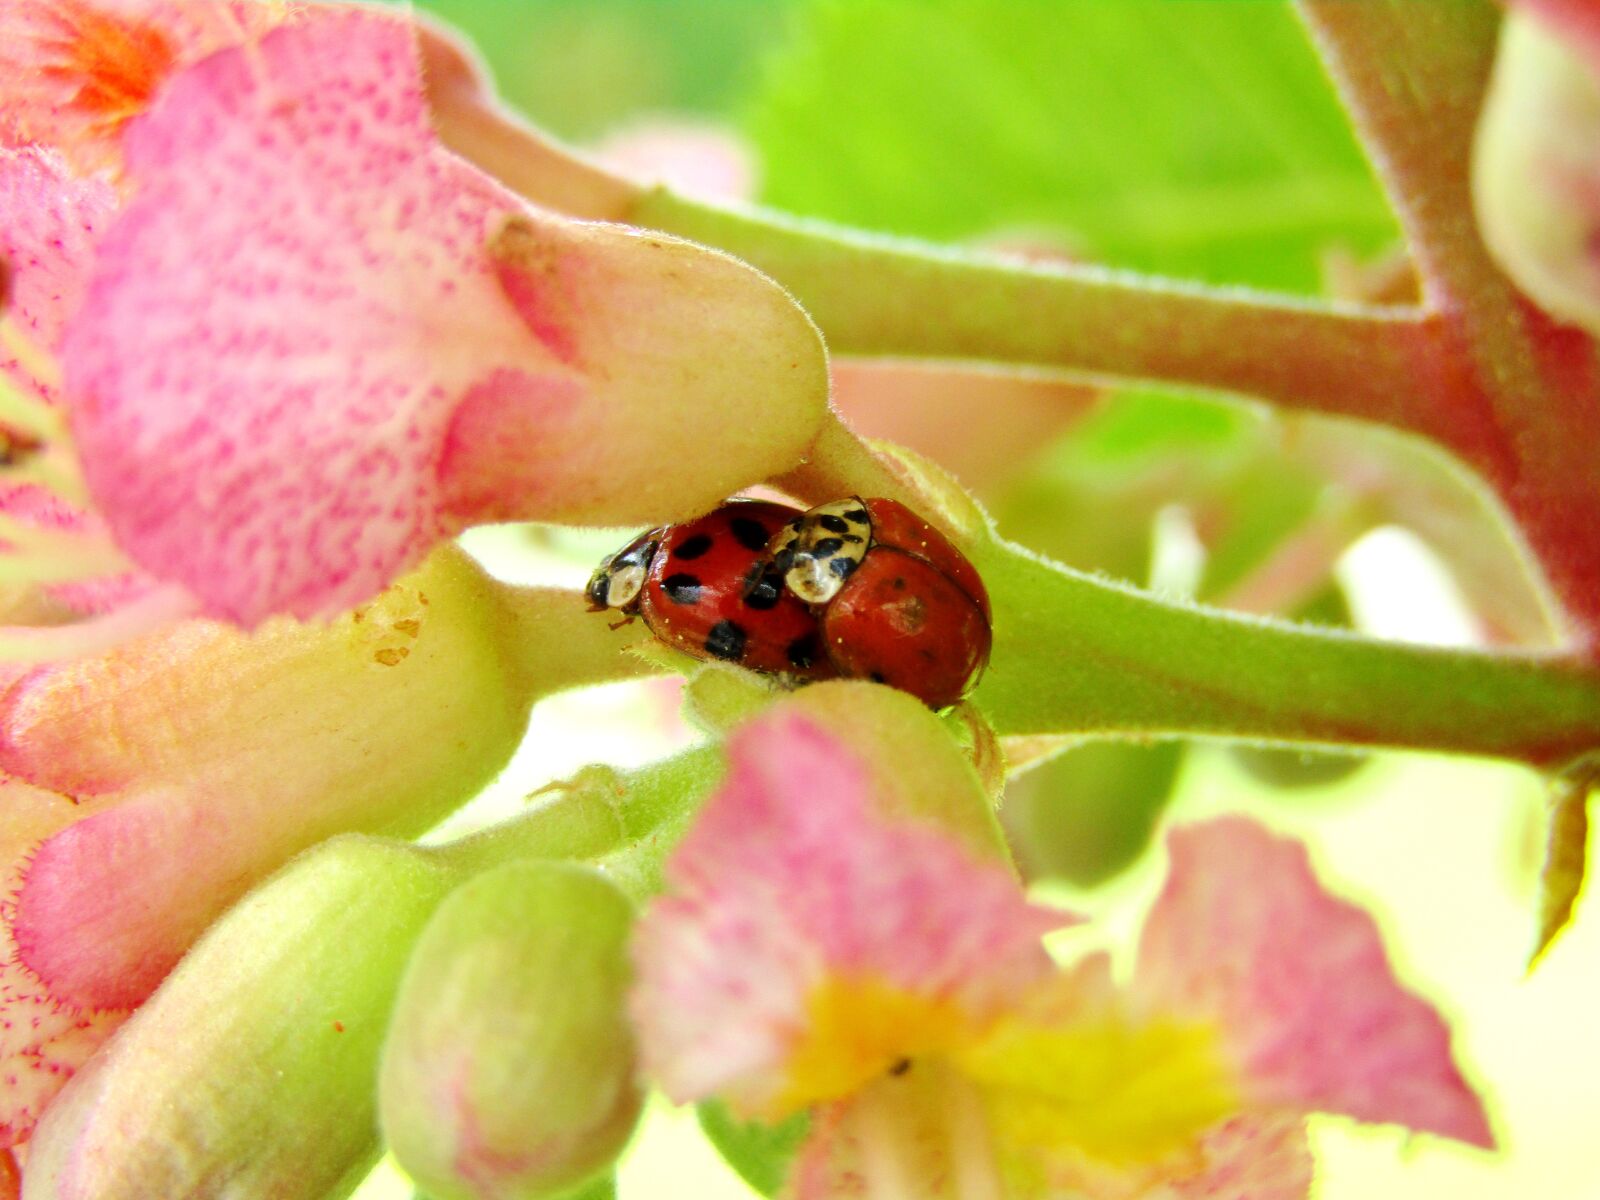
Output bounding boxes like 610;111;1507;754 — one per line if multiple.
607;614;638;632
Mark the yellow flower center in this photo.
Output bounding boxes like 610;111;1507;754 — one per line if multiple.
958;1011;1241;1168
777;975;986;1114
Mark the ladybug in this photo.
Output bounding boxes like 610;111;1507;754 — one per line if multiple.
764;496;992;709
587;499;835;679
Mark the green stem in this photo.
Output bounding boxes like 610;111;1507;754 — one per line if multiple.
976;540;1600;768
428;746;724;899
491;579;659;702
629;188;1437;438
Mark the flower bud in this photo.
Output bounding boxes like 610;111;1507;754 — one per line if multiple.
380;861;642;1200
4;545;533;1014
23;835;459;1200
776;681;1009;864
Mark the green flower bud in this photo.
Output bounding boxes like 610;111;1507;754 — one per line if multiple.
380;862;642;1200
23;836;458;1200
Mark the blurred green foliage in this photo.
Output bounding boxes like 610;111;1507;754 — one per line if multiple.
411;1;1398;291
748;0;1399;289
409;0;790;140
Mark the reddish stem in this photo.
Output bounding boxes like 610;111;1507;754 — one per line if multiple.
1299;0;1600;648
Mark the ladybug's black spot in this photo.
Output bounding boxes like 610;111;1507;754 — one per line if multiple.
742;565;782;610
892;577;906;590
812;537;844;558
842;507;869;524
706;620;748;661
869;672;888;684
829;556;858;580
662;573;704;605
674;534;713;560
786;631;823;669
729;517;770;552
818;514;851;534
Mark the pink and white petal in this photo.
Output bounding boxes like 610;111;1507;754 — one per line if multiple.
0;0;278;169
60;9;549;624
1134;818;1492;1148
1474;9;1600;335
0;147;115;400
446;212;826;528
64;7;825;624
0;775;126;1147
1505;0;1600;65
784;1067;1001;1200
632;712;1061;1113
1162;1116;1314;1200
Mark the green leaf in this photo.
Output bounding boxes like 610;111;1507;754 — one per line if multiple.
697;1100;810;1197
748;0;1396;289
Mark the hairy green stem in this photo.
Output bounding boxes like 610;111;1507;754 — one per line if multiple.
976;540;1600;768
428;746;724;898
630;188;1437;438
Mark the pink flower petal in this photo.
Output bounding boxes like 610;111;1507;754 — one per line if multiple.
1166;1116;1314;1200
61;7;826;625
9;789;266;1010
632;711;1062;1116
61;9;537;623
0;147;113;399
785;1067;993;1200
1134;818;1493;1148
0;776;124;1147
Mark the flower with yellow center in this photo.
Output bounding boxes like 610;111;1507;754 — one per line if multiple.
633;710;1492;1198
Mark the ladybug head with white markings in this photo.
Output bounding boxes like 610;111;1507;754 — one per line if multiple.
585;530;661;613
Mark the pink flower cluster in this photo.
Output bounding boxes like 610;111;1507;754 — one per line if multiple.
0;0;824;642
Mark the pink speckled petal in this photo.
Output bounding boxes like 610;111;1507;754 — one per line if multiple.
632;712;1061;1115
0;776;125;1147
1135;818;1493;1148
0;147;114;400
63;8;826;625
61;9;542;623
9;789;269;1011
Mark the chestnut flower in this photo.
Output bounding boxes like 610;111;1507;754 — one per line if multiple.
0;1;826;652
633;712;1492;1198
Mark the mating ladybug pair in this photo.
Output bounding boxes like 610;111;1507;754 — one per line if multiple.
586;496;992;709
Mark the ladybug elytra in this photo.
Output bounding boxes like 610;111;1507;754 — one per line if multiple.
588;494;991;709
587;499;834;679
766;496;992;709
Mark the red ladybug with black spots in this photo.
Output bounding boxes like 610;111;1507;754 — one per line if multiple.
764;496;992;709
587;499;834;679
